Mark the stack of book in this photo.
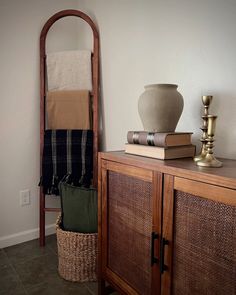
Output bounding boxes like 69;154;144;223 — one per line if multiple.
125;131;196;160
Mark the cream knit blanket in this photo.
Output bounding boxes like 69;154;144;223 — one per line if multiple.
46;50;92;91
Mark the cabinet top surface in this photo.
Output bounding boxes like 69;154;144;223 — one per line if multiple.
99;151;236;190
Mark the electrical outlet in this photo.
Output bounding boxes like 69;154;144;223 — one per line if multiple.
20;189;30;206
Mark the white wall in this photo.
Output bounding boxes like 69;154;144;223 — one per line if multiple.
0;0;80;247
1;0;236;247
77;0;236;159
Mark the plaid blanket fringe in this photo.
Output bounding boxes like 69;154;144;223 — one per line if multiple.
39;130;93;195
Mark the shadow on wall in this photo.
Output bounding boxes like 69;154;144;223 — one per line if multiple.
79;10;106;151
210;92;236;159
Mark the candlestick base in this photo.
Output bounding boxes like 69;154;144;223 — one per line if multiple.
194;144;207;162
197;153;223;168
194;153;206;162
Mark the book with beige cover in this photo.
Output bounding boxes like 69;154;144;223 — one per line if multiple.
125;143;196;160
127;131;193;147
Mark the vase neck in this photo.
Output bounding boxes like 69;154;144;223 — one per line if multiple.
145;83;178;90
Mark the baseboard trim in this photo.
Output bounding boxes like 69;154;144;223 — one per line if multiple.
0;224;56;249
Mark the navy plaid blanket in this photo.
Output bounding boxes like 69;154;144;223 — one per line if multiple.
40;130;93;195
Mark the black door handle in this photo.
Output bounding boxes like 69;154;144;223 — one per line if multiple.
160;237;169;273
151;232;159;266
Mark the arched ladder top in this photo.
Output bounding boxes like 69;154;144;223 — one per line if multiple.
40;9;99;55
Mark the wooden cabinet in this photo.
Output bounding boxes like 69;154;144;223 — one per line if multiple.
98;151;236;295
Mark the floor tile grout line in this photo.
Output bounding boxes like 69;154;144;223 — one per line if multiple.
2;248;29;295
3;250;55;265
3;239;57;264
3;251;59;294
84;283;96;295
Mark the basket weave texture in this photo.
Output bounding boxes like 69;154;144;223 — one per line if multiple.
56;215;98;282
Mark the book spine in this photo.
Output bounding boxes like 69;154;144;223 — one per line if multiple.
127;131;166;147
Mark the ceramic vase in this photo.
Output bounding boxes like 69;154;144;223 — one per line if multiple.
138;84;184;132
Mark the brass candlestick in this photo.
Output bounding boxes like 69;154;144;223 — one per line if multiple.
194;95;213;162
197;115;222;167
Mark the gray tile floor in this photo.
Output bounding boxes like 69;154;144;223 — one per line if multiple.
0;235;99;295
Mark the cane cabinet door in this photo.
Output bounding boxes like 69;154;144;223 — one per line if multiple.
161;175;236;295
100;160;162;295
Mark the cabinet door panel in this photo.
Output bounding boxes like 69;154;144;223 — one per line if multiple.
105;170;153;294
162;176;236;295
173;190;236;295
108;171;152;294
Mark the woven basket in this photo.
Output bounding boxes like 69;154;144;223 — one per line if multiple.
56;215;98;282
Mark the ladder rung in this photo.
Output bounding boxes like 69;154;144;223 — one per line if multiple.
44;208;61;212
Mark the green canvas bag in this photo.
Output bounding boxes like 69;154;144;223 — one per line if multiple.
59;182;98;233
